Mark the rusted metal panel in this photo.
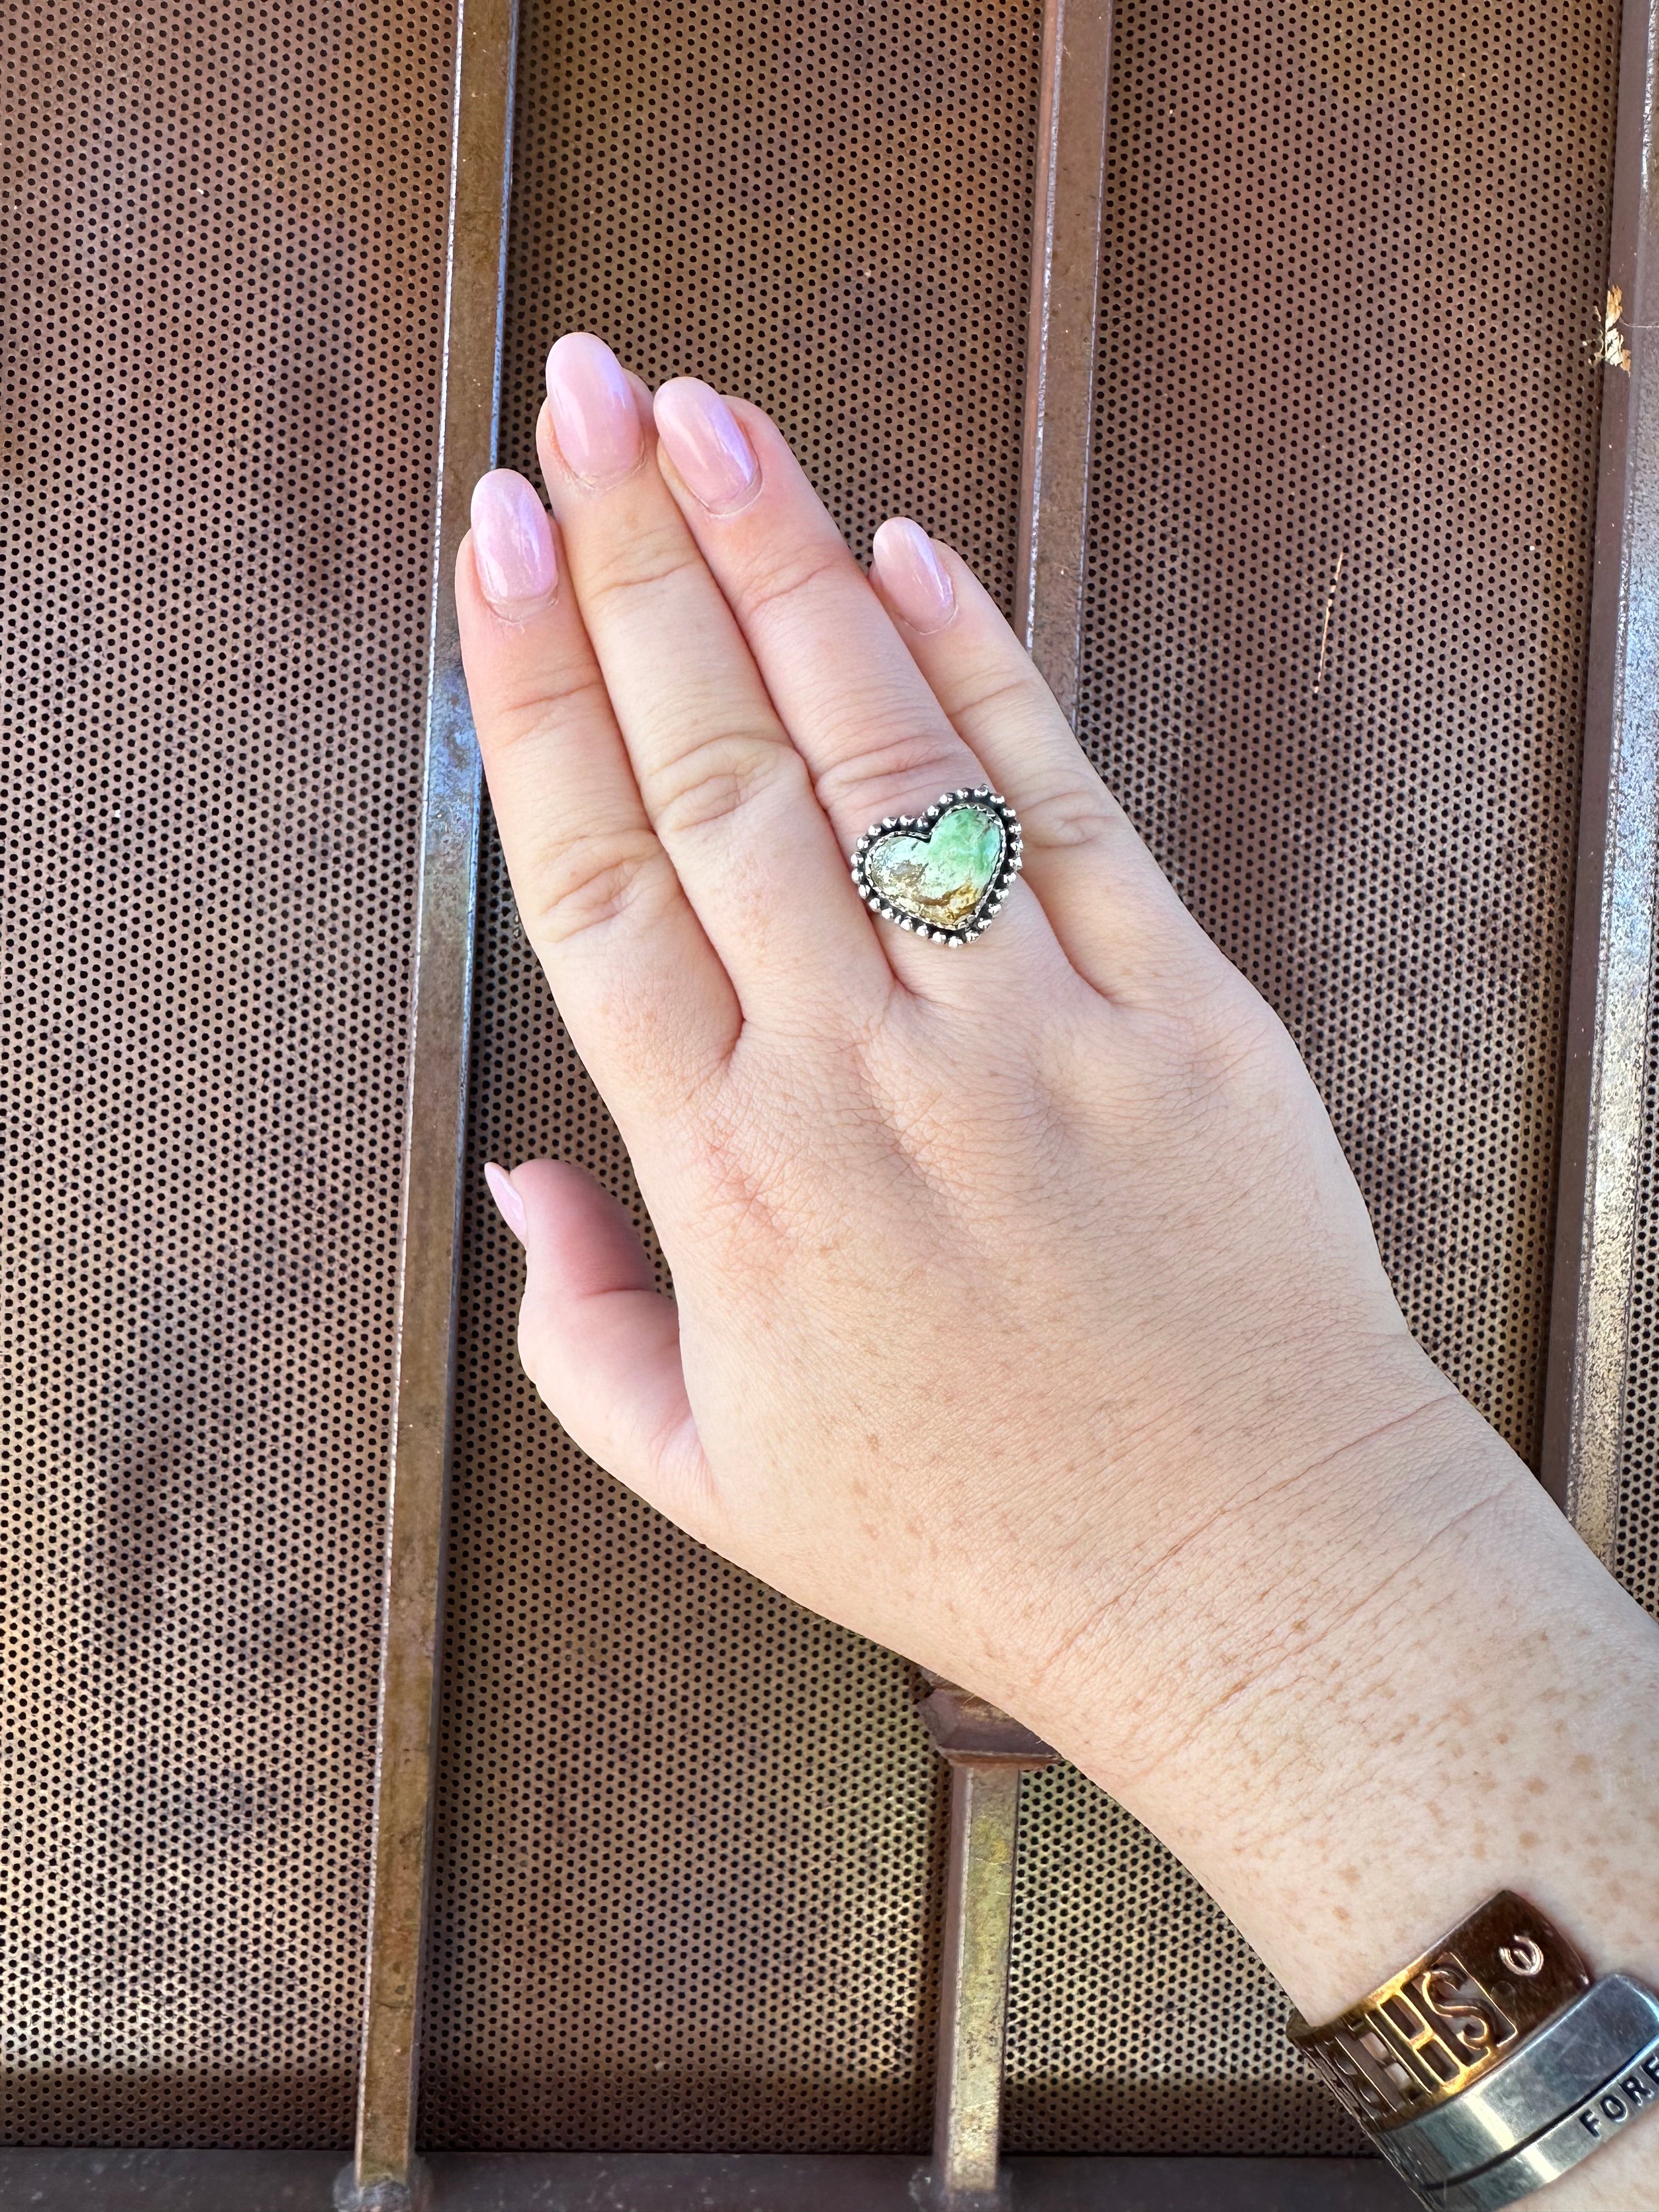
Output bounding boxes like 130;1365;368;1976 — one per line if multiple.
1;0;454;2147
419;0;1043;2155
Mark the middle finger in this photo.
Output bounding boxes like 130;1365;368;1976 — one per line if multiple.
538;334;888;1026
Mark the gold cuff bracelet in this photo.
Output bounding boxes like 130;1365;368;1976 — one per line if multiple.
1288;1891;1591;2130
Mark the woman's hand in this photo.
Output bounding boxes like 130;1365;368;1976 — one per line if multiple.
456;334;1659;2153
459;332;1442;1729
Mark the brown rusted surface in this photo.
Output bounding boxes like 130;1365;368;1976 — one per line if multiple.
348;0;516;2197
418;0;1042;2155
1017;0;1113;724
424;0;1626;2161
1010;0;1622;2148
1;0;453;2148
5;0;1639;2170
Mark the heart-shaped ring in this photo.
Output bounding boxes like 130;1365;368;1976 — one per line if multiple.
850;787;1023;945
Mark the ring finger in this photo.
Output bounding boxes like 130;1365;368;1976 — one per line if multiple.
650;379;1068;996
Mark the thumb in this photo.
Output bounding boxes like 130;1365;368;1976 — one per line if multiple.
484;1158;707;1515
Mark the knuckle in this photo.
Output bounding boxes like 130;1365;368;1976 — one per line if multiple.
738;538;850;624
577;520;706;614
950;664;1048;723
523;826;674;947
484;664;613;756
652;726;800;838
815;729;974;824
1018;770;1120;851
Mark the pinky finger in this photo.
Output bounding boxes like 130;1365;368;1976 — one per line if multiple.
487;1159;712;1527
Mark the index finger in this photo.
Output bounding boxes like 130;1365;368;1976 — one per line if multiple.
458;469;740;1116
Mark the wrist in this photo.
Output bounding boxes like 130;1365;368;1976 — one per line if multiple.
1043;1395;1659;2035
1003;1336;1484;1790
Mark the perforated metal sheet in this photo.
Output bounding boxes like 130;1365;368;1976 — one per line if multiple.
1003;0;1618;2155
1;0;451;2145
424;877;948;2148
421;0;1041;2152
1081;0;1614;1465
1007;1770;1351;2154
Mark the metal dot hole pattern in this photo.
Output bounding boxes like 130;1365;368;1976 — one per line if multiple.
2;0;453;2148
1;0;1629;2164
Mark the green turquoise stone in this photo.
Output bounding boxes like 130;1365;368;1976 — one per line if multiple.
865;804;1005;930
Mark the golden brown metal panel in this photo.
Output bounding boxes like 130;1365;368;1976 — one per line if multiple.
5;0;1632;2167
1;0;453;2147
1007;0;1621;2153
423;0;1624;2159
421;0;1045;2152
1073;0;1616;1477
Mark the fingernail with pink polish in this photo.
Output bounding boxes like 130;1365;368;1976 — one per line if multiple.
470;471;557;614
484;1161;527;1245
872;517;956;635
653;379;760;515
545;331;644;487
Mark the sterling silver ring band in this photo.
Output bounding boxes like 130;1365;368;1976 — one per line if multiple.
1367;1977;1659;2209
1420;2020;1659;2208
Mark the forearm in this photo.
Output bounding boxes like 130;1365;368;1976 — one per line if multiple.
1044;1390;1659;2205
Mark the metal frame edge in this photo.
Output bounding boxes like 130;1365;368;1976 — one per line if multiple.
1015;0;1113;725
1542;0;1659;1558
0;2151;1405;2211
351;0;518;2189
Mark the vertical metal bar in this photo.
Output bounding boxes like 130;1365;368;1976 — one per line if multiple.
1542;0;1659;1558
933;1763;1025;2202
912;21;1116;2183
1015;0;1113;724
917;1683;1056;2208
342;0;517;2202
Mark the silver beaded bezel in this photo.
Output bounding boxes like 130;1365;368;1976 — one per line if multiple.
849;787;1023;945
